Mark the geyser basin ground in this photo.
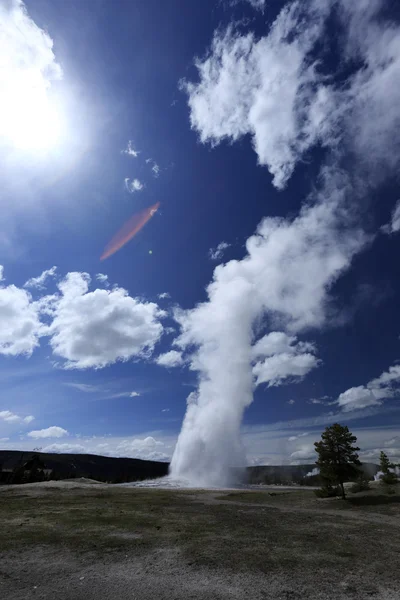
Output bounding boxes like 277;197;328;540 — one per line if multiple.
1;480;399;599
118;474;312;491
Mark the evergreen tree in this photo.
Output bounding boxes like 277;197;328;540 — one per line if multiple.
379;451;398;485
314;423;361;499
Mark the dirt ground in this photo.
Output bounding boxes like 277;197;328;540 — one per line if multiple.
0;481;399;599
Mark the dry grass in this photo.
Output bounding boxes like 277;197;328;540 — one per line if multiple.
1;482;400;599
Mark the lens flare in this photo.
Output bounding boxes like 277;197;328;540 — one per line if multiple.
101;202;160;261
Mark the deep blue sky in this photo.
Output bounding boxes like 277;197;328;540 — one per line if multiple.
1;0;400;465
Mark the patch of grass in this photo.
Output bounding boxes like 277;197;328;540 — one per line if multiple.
1;484;400;581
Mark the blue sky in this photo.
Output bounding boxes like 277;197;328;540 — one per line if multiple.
1;0;400;469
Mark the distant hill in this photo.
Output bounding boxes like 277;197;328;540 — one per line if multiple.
0;450;169;484
0;450;380;485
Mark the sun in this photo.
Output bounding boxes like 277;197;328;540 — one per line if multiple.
2;75;63;152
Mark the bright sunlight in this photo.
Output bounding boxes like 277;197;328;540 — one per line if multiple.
1;76;63;151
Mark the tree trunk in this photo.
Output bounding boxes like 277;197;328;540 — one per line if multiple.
339;480;346;499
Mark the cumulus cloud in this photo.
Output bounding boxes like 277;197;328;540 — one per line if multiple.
28;426;69;439
158;292;170;300
122;140;140;158
0;410;21;423
130;391;140;397
181;2;333;188
209;242;231;261
0;281;42;356
47;272;165;369
124;178;144;193
182;1;400;189
337;363;400;412
252;332;320;386
24;266;57;290
0;410;35;424
0;266;4;281
156;350;184;368
0;0;63;149
337;386;382;413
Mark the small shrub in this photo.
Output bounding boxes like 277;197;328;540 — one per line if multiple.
381;472;398;486
314;485;341;498
350;476;370;494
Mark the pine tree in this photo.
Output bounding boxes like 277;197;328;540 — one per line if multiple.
314;423;361;499
379;451;397;485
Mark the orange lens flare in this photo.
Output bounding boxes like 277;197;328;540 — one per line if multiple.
101;201;160;261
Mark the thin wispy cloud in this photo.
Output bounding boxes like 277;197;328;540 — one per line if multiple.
124;178;144;193
24;266;57;291
122;140;140;158
209;241;230;261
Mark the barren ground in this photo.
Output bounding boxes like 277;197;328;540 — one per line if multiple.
1;480;399;599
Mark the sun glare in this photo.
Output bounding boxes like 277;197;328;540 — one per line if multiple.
2;75;64;152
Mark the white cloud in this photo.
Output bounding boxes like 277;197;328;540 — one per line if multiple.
253;352;320;387
0;410;34;424
0;282;42;356
28;426;69;439
182;2;332;189
42;443;86;454
152;163;160;177
337;386;381;413
24;266;57;290
124;178;144;193
158;292;170;300
47;272;165;369
381;200;400;235
0;437;9;442
162;408;170;413
287;399;295;405
290;444;315;461
209;242;231;261
252;332;319;387
156;350;184;368
288;432;308;442
95;273;110;287
130;391;140;397
308;396;331;405
63;382;101;393
114;436;168;461
0;0;63;150
337;363;400;412
369;364;400;391
244;0;266;9
183;1;400;190
122;140;140;158
0;266;4;281
0;410;20;423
